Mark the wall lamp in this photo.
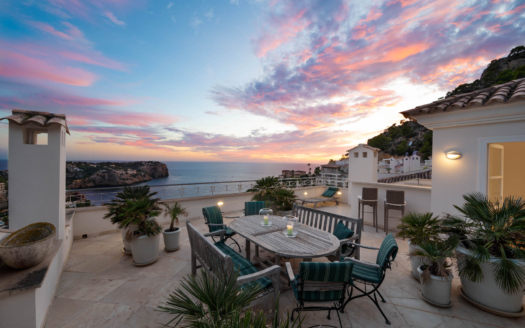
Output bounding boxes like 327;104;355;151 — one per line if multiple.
304;192;308;195
337;191;342;195
217;201;224;206
446;151;462;160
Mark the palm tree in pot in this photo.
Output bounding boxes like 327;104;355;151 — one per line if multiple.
274;188;297;216
247;176;279;202
104;185;158;255
120;196;162;266
410;237;458;307
442;192;525;314
162;202;188;252
396;212;442;279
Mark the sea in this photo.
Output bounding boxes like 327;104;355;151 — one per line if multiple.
0;160;319;204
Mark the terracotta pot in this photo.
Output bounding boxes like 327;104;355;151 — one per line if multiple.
457;246;525;313
162;228;180;252
417;265;453;307
0;222;56;269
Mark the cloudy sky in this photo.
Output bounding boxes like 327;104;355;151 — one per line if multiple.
0;0;523;162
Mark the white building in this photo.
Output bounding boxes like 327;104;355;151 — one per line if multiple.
347;144;379;183
403;151;422;173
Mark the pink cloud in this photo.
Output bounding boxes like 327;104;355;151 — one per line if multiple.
58;51;128;71
104;11;126;26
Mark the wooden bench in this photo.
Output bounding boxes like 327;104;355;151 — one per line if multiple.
292;204;363;261
186;221;281;308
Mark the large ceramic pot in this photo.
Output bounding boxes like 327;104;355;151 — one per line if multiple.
417;265;453;307
121;224;137;255
162;228;180;252
131;233;160;266
457;246;525;314
0;222;56;269
408;240;430;279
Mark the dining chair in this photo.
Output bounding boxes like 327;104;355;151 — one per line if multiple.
384;190;406;235
358;187;378;232
202;205;241;252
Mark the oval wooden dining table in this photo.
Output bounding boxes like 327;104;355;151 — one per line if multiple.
229;214;340;275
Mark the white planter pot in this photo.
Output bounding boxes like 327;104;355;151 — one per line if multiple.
162;228;180;252
130;233;160;266
457;246;525;313
408;240;430;279
121;224;137;255
417;265;453;307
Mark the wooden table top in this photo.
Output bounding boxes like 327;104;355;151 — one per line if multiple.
229;215;340;258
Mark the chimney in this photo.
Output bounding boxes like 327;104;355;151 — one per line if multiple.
1;110;69;239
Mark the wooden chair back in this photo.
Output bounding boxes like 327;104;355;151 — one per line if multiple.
386;190;405;205
362;188;378;201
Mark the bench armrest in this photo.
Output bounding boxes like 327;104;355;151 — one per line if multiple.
344;257;381;269
285;262;295;283
338;234;360;246
347;241;379;250
236;265;281;286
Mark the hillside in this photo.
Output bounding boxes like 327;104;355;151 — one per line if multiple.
446;45;525;97
367;121;432;159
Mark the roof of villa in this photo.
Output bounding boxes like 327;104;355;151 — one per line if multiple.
401;78;525;120
347;144;381;152
0;109;70;134
378;169;432;183
321;164;341;168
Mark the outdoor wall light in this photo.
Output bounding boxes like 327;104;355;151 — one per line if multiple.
304;192;308;195
217;201;224;206
446;151;462;160
337;191;342;195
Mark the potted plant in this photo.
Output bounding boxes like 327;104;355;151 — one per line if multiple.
247;176;279;202
410;237;458;307
120;196;162;266
162;202;188;252
396;212;442;279
443;192;525;315
274;188;297;216
104;186;158;255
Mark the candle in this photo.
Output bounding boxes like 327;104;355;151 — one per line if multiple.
287;224;293;236
264;216;269;225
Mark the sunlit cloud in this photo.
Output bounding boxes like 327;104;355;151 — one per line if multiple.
104;11;126;26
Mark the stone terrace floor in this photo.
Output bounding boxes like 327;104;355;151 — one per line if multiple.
46;204;525;328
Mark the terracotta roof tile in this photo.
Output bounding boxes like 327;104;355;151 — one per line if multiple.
0;109;70;134
347;144;381;152
401;78;525;119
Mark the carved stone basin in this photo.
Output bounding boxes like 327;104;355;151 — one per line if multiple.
0;222;56;269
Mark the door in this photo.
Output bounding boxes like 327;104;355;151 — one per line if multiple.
487;144;504;203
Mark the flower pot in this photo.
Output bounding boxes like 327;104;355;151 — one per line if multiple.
417;265;453;307
457;246;525;314
130;233;160;266
0;222;56;269
408;240;431;279
121;224;137;255
162;228;180;252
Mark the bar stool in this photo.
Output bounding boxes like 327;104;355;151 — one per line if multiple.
384;190;406;235
358;188;378;232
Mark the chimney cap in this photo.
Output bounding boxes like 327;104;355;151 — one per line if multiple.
1;109;70;134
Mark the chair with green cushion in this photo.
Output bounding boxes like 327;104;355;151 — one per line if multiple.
244;201;266;216
341;234;399;325
286;261;354;328
202;205;241;252
297;186;341;208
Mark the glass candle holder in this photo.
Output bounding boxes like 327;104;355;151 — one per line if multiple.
286;221;294;236
283;215;298;223
260;208;273;226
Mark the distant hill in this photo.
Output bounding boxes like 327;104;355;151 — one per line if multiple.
446;45;525;98
367;121;431;159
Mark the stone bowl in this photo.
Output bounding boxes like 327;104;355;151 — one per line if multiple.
0;222;56;269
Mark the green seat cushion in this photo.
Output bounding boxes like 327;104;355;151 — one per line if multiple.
333;221;354;253
244;201;266;216
239;266;272;290
321;187;339;198
291;274;344;302
351;261;382;284
203;206;224;232
225;227;235;236
214;241;254;271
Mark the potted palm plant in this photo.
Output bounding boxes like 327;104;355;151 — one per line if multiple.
396;212;442;279
410;237;458;307
274;188;297;216
120;196;162;266
162;202;188;252
104;186;157;255
247;176;279;202
443;192;525;315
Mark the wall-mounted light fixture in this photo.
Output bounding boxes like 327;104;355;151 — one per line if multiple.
217;201;224;206
446;151;462;160
337;191;342;195
304;192;308;195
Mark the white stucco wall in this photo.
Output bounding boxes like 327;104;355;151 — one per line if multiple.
347;145;378;183
349;182;431;231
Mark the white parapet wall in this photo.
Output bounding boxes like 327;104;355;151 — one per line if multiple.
70;186;348;238
348;181;431;232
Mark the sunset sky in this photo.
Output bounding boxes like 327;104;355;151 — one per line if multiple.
0;0;524;162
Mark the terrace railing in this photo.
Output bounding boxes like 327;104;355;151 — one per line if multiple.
66;177;348;207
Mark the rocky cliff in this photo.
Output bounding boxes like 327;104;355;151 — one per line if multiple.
67;161;169;189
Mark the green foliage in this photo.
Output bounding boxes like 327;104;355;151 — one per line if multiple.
119;197;162;242
163;202;188;231
328;159;335;164
410;237;459;283
396;212;442;245
400;123;413;138
396;140;408;155
443;193;525;294
158;269;303;328
104;186;159;225
75;200;92;208
367;134;391;151
273;188;297;211
314;167;321;175
420;131;433;160
247;176;280;202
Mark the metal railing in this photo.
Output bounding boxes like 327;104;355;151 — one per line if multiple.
66;177;348;207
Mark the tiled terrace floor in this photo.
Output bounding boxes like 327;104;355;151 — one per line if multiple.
46;204;525;328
